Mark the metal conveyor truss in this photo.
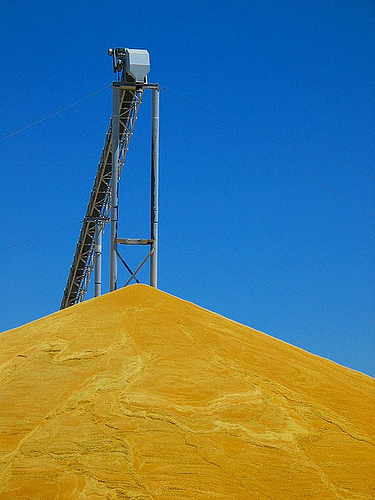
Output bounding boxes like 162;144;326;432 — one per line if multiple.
60;84;143;309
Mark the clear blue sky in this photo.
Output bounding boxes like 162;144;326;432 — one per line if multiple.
1;0;374;377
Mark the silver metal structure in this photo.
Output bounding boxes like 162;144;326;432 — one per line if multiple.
61;48;159;310
112;82;160;292
94;219;104;297
150;87;160;287
110;84;120;291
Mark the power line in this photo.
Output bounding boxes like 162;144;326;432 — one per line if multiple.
1;81;372;323
2;217;373;323
2;85;372;215
161;88;374;218
118;223;375;324
162;241;375;324
161;87;375;179
0;221;82;252
0;85;111;142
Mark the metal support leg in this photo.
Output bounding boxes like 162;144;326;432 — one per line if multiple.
94;220;103;297
150;87;159;288
110;84;120;291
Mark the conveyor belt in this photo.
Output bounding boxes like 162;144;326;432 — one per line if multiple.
60;83;143;309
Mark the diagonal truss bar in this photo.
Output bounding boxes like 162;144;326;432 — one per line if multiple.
116;249;140;284
60;84;143;309
123;249;154;287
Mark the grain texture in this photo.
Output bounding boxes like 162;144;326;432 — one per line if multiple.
0;284;374;499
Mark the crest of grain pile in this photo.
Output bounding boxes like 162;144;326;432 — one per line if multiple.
0;285;374;499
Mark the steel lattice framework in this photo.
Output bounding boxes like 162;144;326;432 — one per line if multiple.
60;85;143;309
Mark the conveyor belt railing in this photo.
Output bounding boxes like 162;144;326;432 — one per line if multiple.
60;83;143;309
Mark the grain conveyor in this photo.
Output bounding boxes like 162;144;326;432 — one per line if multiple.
60;49;151;309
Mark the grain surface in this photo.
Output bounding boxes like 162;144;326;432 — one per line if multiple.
0;284;374;499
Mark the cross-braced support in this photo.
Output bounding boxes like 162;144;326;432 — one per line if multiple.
60;82;144;309
61;48;159;310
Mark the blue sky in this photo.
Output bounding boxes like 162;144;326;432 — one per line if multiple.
1;0;374;377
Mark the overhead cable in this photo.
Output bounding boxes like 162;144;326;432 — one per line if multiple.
161;88;374;217
0;85;111;142
162;239;375;323
0;221;82;252
2;218;373;323
161;87;375;179
118;222;375;324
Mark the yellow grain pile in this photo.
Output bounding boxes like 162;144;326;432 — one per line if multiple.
0;284;374;499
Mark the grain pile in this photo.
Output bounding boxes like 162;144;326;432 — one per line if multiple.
0;284;374;499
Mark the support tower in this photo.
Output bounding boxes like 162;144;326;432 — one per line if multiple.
60;48;159;309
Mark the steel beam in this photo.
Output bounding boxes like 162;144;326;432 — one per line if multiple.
150;87;160;288
110;84;120;292
94;220;103;297
117;238;154;245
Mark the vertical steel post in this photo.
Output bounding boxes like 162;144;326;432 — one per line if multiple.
150;87;160;288
110;84;120;291
94;220;103;297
